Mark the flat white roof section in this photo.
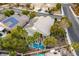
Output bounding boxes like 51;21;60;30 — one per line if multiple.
33;16;54;36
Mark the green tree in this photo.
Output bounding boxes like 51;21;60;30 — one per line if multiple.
48;8;53;14
43;36;57;47
60;16;72;28
56;3;61;10
22;10;29;16
10;10;14;15
48;3;61;14
48;7;58;14
50;22;66;40
29;11;37;19
52;7;58;11
33;32;40;39
1;26;29;53
0;26;42;54
9;51;16;56
72;42;79;51
3;9;14;17
0;38;2;49
27;36;35;45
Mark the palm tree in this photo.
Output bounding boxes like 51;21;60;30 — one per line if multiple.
29;11;37;19
27;36;35;45
33;32;42;43
33;32;40;39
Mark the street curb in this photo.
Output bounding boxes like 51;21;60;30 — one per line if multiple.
65;29;77;56
69;6;77;17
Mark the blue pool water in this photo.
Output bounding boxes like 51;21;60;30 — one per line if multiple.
32;42;44;50
2;17;18;28
35;54;45;56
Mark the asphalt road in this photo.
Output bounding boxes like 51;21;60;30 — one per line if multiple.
63;4;79;55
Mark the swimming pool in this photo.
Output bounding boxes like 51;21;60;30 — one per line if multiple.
32;42;44;50
35;54;45;56
1;17;18;28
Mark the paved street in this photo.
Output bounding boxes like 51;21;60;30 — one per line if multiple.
63;4;79;55
37;12;62;19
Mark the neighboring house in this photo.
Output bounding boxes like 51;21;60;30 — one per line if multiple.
31;3;56;12
0;15;29;30
0;15;29;37
26;16;54;36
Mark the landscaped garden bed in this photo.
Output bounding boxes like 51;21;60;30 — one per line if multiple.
71;4;79;16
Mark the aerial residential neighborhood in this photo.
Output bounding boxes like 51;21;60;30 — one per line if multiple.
0;3;79;56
